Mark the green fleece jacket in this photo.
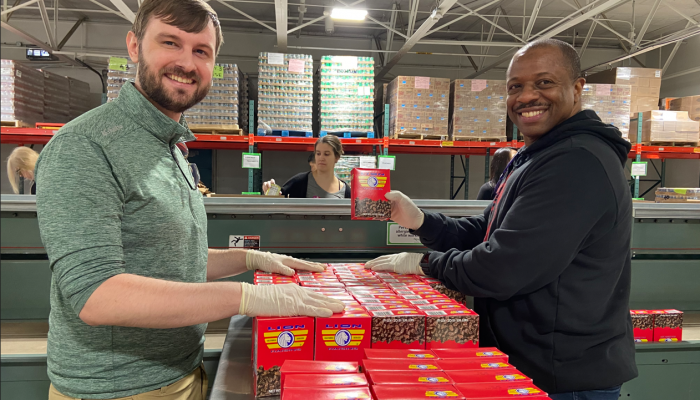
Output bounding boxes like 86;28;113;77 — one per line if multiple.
35;82;209;398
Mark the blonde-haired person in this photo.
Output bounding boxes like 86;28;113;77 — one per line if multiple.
7;146;39;194
263;135;351;198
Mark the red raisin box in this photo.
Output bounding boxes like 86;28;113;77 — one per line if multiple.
282;387;372;400
630;310;654;343
455;382;548;398
416;303;467;311
363;304;416;312
351;168;391;220
283;373;367;393
446;369;531;385
371;385;465;400
410;298;460;306
370;309;426;349
369;370;454;385
424;309;480;349
253;316;314;397
299;281;346;288
279;360;359;389
315;310;372;362
437;359;516;371
364;349;437;359
433;347;506;361
361;359;443;383
651;309;683;342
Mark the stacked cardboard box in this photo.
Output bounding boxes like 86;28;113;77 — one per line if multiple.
581;84;632;140
386;76;450;138
257;52;313;134
450;79;507;141
629;110;700;144
187;63;239;128
655;188;700;203
68;77;92;120
669;95;700;122
106;60;136;102
0;59;44;124
586;67;662;116
240;72;249;132
41;70;71;123
319;56;374;134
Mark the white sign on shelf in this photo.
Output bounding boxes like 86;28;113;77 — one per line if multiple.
377;155;396;170
387;223;422;245
359;156;377;168
631;161;648;177
268;52;284;65
242;153;261;169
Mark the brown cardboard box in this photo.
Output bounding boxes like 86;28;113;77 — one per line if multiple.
581;84;631;140
450;79;507;141
586;67;662;117
629;110;700;144
387;76;450;138
655;188;700;203
669;95;700;122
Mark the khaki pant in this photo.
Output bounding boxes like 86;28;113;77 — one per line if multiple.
49;364;208;400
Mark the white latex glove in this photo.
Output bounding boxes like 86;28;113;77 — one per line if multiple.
239;283;345;317
262;179;276;194
364;252;425;275
385;191;425;230
246;250;326;276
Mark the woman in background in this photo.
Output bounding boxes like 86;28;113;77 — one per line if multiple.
477;147;517;200
263;135;351;198
7;146;39;194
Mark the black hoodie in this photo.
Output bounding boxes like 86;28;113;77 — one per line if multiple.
414;110;638;394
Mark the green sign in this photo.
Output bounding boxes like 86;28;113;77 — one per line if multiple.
377;155;396;170
213;65;224;79
108;57;128;71
242;152;261;169
631;161;647;177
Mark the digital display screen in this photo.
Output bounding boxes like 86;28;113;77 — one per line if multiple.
26;49;51;57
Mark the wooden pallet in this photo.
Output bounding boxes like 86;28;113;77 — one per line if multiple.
1;120;34;128
391;133;449;141
188;124;243;135
638;141;699;147
452;136;508;142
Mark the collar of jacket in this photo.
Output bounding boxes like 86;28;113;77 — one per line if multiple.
113;82;196;147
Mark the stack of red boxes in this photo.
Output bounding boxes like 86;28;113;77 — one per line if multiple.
363;348;548;399
280;360;371;399
631;309;683;343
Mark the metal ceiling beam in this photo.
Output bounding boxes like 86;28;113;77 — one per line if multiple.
375;0;459;80
294;0;304;38
274;0;287;51
385;2;398;65
287;14;322;33
479;7;501;70
664;3;700;27
216;0;276;31
37;0;56;48
53;0;57;45
662;65;700;80
454;1;525;43
419;39;520;47
57;16;86;50
85;0;128;21
662;21;693;75
632;0;662;51
468;0;630;78
1;0;37;17
108;0;135;23
523;0;543;40
1;20;82;66
461;45;479;71
579;14;598;57
407;0;419;36
426;0;501;36
335;0;408;39
373;35;384;65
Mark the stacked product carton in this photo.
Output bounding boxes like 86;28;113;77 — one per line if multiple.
257;52;314;134
669;95;700;122
450;79;507;140
586;67;662;116
386;76;450;138
629;110;700;144
240;72;249;132
0;59;44;124
319;56;374;135
41;70;71;123
655;188;700;204
106;59;136;102
581;84;632;140
187;63;240;128
68;77;92;120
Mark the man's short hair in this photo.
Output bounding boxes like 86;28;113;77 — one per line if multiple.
132;0;224;55
521;39;581;81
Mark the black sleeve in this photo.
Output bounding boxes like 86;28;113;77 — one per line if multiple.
476;183;494;200
343;180;351;198
411;207;491;253
423;149;616;301
281;172;309;198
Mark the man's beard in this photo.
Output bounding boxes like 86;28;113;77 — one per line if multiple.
137;48;210;114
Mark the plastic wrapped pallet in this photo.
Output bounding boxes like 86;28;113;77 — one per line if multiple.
450;79;507;141
68;77;92;120
586;67;662;117
581;84;632;140
1;59;44;124
387;76;449;139
240;72;249;133
41;70;71;123
655;188;700;204
669;95;700;122
106;58;136;102
629;110;699;144
186;63;239;128
335;155;377;186
257;52;313;134
319;56;374;135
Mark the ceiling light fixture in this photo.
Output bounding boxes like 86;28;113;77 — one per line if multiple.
330;8;368;21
